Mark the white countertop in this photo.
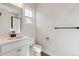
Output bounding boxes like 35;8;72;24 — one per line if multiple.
0;36;35;46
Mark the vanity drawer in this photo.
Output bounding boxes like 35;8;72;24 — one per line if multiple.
1;40;27;54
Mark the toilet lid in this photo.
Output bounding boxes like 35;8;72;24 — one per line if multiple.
32;44;42;52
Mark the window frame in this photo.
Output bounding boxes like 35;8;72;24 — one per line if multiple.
25;8;33;24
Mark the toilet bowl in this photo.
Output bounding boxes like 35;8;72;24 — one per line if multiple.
31;44;42;56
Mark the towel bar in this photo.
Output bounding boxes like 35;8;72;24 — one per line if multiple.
55;27;79;29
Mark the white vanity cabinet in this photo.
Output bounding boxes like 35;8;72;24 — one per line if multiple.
2;49;17;56
17;46;29;56
0;37;35;56
3;46;28;56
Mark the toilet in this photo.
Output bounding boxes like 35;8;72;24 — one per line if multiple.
31;44;42;56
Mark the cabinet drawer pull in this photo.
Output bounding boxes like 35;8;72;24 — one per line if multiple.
17;49;21;52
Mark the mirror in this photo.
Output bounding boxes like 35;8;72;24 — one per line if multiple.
0;8;21;35
11;16;20;34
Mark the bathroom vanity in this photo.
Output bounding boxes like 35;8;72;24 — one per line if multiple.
0;36;35;56
0;4;36;56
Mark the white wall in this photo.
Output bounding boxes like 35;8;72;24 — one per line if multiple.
22;3;36;37
36;3;79;56
0;8;11;35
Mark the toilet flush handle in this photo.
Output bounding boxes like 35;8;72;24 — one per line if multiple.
46;37;50;41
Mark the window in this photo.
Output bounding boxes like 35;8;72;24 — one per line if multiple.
25;9;33;24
